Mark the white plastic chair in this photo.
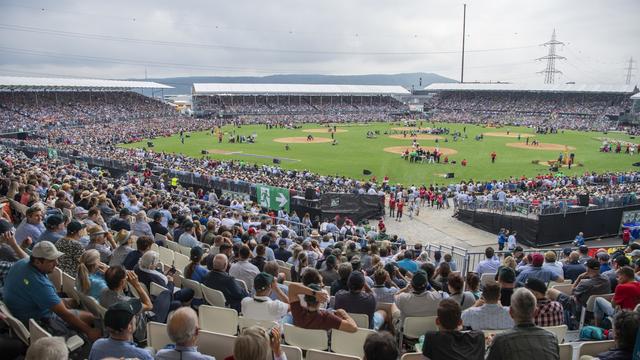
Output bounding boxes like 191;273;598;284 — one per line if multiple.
330;328;376;358
281;344;303;360
158;246;174;266
62;272;80;304
543;324;568;343
306;349;360;360
196;329;236;360
283;323;329;351
147;321;172;350
559;343;573;360
577;340;615;358
173;252;190;274
199;305;238;335
155;233;168;243
48;267;63;293
238;316;279;331
0;304;30;345
235;278;248;292
201;283;226;307
279;266;292;281
579;293;614;329
150;282;169;297
179;245;191;256
550;283;573;295
348;313;370;329
403;316;438;340
29;319;84;351
401;353;425;360
180;276;203;300
480;272;497;287
166;240;181;253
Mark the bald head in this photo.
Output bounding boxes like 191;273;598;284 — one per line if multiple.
167;307;198;345
213;254;228;271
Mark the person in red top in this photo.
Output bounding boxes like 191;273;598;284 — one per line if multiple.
288;281;357;332
491;151;497;163
395;199;404;222
388;196;396;218
461;159;468;167
593;266;640;327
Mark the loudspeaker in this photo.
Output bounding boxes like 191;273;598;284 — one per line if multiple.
201;150;207;154
578;194;589;207
273;158;281;164
305;188;315;200
550;166;558;172
363;169;372;175
446;173;455;179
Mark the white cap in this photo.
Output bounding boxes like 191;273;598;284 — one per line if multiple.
31;241;64;260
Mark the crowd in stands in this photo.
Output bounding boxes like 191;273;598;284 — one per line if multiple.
425;91;633;131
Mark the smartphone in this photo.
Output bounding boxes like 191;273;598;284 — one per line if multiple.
167;266;177;275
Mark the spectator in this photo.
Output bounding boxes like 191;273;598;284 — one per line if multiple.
135;251;194;309
14;205;44;245
593;266;640;327
331;261;353;295
542;251;563;279
179;221;201;248
232;326;285;360
185;246;208;282
122;235;154;270
516;253;564;284
109;208;132;232
88;300;153;360
149;211;172;240
99;265;154;319
590;311;640;360
274;239;292;262
263;260;289;300
251;244;267;272
335;271;386;330
109;229;134;267
37;213;65;245
573;232;585;247
598;252;611;273
461;283;513;330
288;281;357;332
578;245;591;265
422;299;485;360
76;249;108;299
602;255;630;291
319;254;339;285
475;247;499;275
241;272;289;322
524;278;564;327
25;337;68;360
155;307;215;360
562;251;586;283
395;270;448;324
55;220;86;275
397;249;418;273
496;266;516;307
131;210;153;238
202;254;249;312
85;225;115;264
0;222;28;298
447;273;476;310
4;241;101;341
363;331;399;360
486;288;560;360
229;244;260;292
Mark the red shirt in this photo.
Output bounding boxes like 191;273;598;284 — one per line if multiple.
291;301;342;331
613;281;640;310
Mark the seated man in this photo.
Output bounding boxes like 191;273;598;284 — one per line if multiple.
524;278;564;327
241;272;289;322
395;270;448;325
588;310;640;360
593;266;640;327
3;241;101;341
202;254;249;312
461;283;513;330
288;281;357;333
334;271;387;330
155;307;215;360
486;288;559;360
88;300;153;360
363;331;399;360
516;253;564;284
422;299;485;360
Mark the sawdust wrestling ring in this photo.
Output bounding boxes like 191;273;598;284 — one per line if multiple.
306;128;348;133
383;146;458;156
388;134;444;140
273;137;332;144
483;131;535;138
506;142;575;151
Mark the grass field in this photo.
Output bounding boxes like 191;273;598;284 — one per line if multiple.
121;122;639;185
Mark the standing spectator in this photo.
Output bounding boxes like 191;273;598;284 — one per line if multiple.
573;232;585;247
486;288;560;360
507;231;517;251
475;247;500;275
14;206;45;245
422;299;485;360
461;283;513;330
155;307;215;360
524;278;564;327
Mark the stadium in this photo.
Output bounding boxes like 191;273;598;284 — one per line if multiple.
1;2;640;360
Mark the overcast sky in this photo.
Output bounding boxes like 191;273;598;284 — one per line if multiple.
0;0;638;85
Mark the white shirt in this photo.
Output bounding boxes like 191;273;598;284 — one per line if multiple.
241;295;289;322
229;260;260;293
461;303;514;330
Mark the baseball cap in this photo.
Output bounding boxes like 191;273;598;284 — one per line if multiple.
497;266;516;283
119;208;131;216
562;247;572;256
524;278;547;295
411;270;429;289
31;241;64;260
66;220;86;234
86;225;106;237
253;272;274;292
579;245;589;253
45;214;64;228
347;271;365;291
190;246;204;261
104;299;142;331
586;258;601;270
531;253;544;267
278;239;287;246
0;219;14;234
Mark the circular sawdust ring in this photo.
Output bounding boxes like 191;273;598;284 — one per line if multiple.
306;128;348;133
273;137;332;144
206;149;240;155
383;146;458;155
506;142;575;151
391;127;431;131
483;132;535;138
388;134;444;140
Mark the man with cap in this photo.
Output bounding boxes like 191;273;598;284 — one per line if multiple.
149;211;173;241
179;221;202;248
36;213;66;245
274;238;292;262
86;225;116;264
4;241;101;341
516;253;564;284
14;205;45;246
109;208;132;232
335;271;387;330
88;300;153;360
55;220;86;275
241;272;289;322
395;270;448;325
562;251;586;283
524;278;564;327
288;281;357;332
496;266;516;306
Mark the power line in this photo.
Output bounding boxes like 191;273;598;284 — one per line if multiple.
536;29;565;84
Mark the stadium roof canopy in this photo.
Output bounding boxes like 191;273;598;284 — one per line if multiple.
0;76;172;91
424;83;636;94
192;83;411;96
632;93;640;100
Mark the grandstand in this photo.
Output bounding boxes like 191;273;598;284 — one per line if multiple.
423;82;638;131
191;83;411;117
0;76;173;132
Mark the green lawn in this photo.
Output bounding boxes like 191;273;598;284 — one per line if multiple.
121;122;638;185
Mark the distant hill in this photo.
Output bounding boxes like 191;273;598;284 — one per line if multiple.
137;73;455;96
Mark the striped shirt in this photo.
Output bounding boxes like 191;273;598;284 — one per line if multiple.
461;304;514;330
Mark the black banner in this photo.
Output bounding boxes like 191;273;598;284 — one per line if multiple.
320;193;384;223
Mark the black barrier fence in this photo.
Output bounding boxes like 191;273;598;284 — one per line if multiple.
320;193;384;223
456;203;636;247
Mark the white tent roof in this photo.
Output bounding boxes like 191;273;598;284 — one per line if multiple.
631;93;640;100
192;83;410;96
0;76;172;90
424;83;635;94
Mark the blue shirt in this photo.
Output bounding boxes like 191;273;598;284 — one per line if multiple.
397;258;419;273
155;345;216;360
4;258;61;323
14;220;45;246
89;337;154;360
190;265;208;283
86;272;108;299
516;266;560;284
